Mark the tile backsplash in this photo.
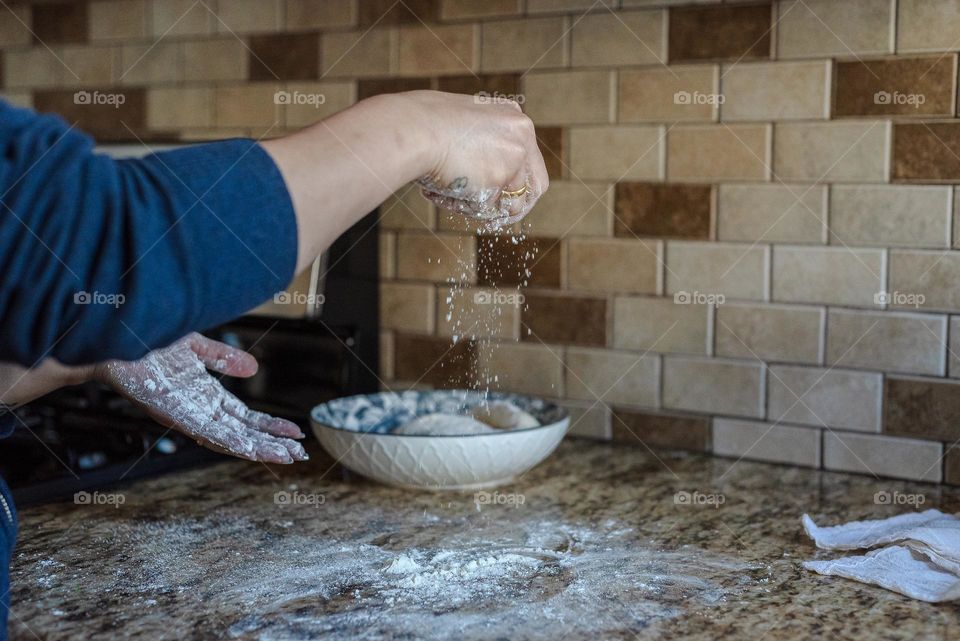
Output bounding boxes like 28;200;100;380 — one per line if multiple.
5;0;960;484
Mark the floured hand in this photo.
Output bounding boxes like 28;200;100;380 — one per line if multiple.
94;333;308;464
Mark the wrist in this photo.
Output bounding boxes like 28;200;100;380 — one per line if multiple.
364;91;442;181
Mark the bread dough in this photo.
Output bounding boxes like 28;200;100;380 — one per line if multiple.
471;401;540;429
393;413;496;436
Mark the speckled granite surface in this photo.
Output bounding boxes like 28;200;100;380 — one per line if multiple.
9;440;960;640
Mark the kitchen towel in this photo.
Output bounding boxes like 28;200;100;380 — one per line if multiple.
802;509;960;602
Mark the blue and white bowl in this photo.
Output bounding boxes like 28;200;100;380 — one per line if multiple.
310;390;569;490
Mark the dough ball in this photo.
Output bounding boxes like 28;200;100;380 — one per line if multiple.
471;401;540;430
392;413;497;436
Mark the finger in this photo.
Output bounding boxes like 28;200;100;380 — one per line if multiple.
221;392;305;438
194;414;298;464
187;334;259;378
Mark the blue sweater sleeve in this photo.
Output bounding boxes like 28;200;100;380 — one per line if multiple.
0;101;298;366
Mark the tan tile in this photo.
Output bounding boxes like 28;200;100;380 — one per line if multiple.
481;17;567;72
181;39;248;82
380;231;396;278
146;87;213;129
58;46;116;87
767;365;881;432
623;0;715;5
90;0;148;40
662;356;765;418
119;42;182;85
524;70;613;125
565;402;611;440
285;0;356;29
777;0;894;58
619;65;718;123
823;432;942;482
399;23;476;76
476;342;564;396
667;125;770;181
717;184;825;244
568;238;661;294
668;3;772;62
0;5;31;47
720;61;830;121
396;232;476;283
436;286;521;340
379;184;436;231
321;28;396;78
521;291;607;347
282;81;355;127
150;0;213;36
716;303;823;364
834;56;957;118
773;122;890;182
3;49;66;89
214;84;281;128
440;0;521;20
826;308;947;376
380;330;395;381
831;186;951;249
380;282;435;333
612;295;709;355
566;348;659;407
528;0;616;11
0;92;32;109
665;241;768;301
889;250;960;312
216;0;281;33
569;126;664;180
571;10;666;67
772;246;884;307
897;0;960;53
612;409;710;451
521;181;611;237
713;419;820;467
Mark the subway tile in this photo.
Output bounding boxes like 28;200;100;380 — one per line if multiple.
946;449;960;486
394;333;474;388
0;5;31;47
612;409;710;451
216;0;281;33
440;0;522;20
615;183;711;240
286;0;356;29
437;73;520;97
477;235;561;288
537;126;565;180
715;303;823;364
612;295;709;355
528;0;617;11
834;56;957;117
2;49;64;89
523;181;610;237
619;65;719;123
356;76;431;100
379;231;396;278
182;39;248;82
283;81;355;127
151;0;213;36
565;402;611;440
898;0;960;53
889;250;960;312
476;342;564;397
119;42;182;85
662;356;765;418
831;185;951;248
322;29;396;79
358;0;437;26
399;23;476;76
826;308;947;376
893;123;960;182
713;419;820;467
568;238;661;294
380;282;435;333
0;92;32;109
772;246;884;307
767;365;881;432
380;184;436;231
665;241;768;301
146;87;214;129
249;33;320;81
521;291;607;347
777;0;893;58
951;316;960;378
33;88;147;141
566;348;659;406
667;125;770;181
379;330;395;380
668;3;772;62
89;0;147;40
823;431;942;482
214;84;281;128
396;232;476;283
721;61;830;121
33;2;88;43
569;126;664;180
57;45;115;87
717;184;825;244
884;375;960;441
571;10;666;67
523;70;613;125
436;285;521;340
774;121;890;183
481;17;567;72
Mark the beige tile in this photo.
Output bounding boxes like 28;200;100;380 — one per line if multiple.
3;49;65;89
569;126;664;180
529;0;617;11
250;267;313;318
146;87;213;129
286;0;356;29
713;419;820;467
58;46;116;87
524;70;613;125
613;296;709;355
772;246;884;307
716;303;823;364
717;184;826;243
667;125;770;181
441;0;521;20
898;0;960;53
216;0;281;32
119;42;182;85
380;231;396;278
568;238;661;294
476;342;564;396
521;181;612;237
399;23;476;76
823;432;942;482
720;60;830;121
665;241;769;301
777;0;894;58
90;0;147;40
380;184;436;231
481;17;567;72
773;122;890;182
321;28;396;78
831;186;951;249
151;0;213;36
767;365;881;432
0;5;31;47
619;65;718;123
826;308;947;376
566;348;659;406
0;92;32;109
889;250;960;312
380;282;435;333
564;402;612;440
182;39;248;82
214;84;281;128
380;330;395;381
571;10;666;67
436;286;521;340
283;81;355;127
395;232;477;283
663;356;765;418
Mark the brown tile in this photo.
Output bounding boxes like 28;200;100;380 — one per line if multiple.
322;28;396;78
33;88;149;141
612;409;710;452
249;33;319;81
286;0;356;29
884;376;960;441
668;3;772;63
358;0;437;26
89;0;147;40
521;291;606;347
357;77;432;100
615;183;711;239
946;448;960;485
393;333;474;387
437;73;520;97
893;123;960;181
834;56;957;118
536;126;564;179
32;2;88;44
477;236;562;288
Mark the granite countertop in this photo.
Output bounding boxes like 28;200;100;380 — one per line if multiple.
9;439;960;640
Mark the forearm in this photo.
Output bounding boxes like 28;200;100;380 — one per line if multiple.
0;360;93;407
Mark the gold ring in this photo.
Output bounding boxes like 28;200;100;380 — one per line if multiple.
500;184;529;199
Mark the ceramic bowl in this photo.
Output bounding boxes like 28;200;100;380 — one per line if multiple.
310;390;568;490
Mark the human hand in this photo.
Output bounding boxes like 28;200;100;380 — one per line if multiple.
94;333;308;464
